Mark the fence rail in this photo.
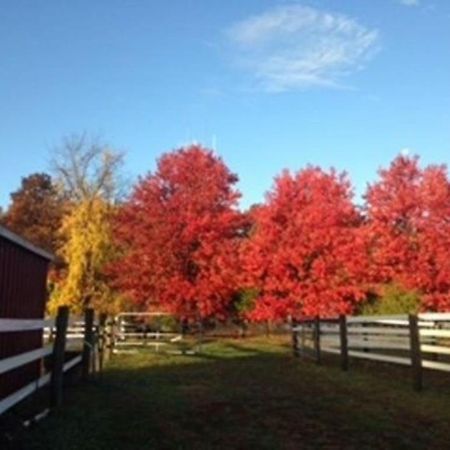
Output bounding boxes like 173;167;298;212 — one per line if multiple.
0;319;54;332
292;313;450;391
0;307;104;417
111;312;197;354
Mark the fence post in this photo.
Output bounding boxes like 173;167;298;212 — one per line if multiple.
314;316;321;364
292;319;299;357
50;306;69;408
82;308;95;381
362;322;369;353
107;317;116;359
339;315;348;371
408;314;423;391
98;313;107;374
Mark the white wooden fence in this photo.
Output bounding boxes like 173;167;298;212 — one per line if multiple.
111;312;196;354
0;307;103;417
292;313;450;390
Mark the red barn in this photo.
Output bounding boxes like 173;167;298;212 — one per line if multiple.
0;225;53;399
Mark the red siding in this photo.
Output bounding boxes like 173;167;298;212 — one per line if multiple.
0;234;50;399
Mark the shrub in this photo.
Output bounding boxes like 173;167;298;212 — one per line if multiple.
359;284;421;315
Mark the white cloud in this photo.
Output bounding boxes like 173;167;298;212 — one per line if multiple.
399;0;420;6
226;5;380;92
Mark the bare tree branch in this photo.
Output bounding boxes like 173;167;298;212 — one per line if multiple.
50;133;125;202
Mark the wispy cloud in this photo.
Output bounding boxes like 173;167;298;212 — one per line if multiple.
399;0;420;6
226;5;380;92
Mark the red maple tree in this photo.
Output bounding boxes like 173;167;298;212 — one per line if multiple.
417;166;450;310
111;145;245;320
242;167;366;321
364;155;450;311
363;155;423;286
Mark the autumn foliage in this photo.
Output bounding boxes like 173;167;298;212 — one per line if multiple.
112;146;245;320
241;168;366;320
1;173;64;253
5;145;450;320
48;198;119;314
107;149;450;321
364;155;450;311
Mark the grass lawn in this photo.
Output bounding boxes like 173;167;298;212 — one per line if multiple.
10;336;450;449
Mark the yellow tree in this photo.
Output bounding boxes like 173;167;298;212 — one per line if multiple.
48;134;125;314
48;198;121;314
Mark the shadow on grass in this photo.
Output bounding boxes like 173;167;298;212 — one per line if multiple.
9;339;450;450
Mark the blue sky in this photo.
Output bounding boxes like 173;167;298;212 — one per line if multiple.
1;0;449;209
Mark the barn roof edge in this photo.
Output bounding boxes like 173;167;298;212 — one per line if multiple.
0;225;54;261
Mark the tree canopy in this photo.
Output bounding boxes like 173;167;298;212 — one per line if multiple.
1;172;64;253
5;145;450;319
241;167;366;320
112;145;246;320
364;155;450;311
47;134;124;313
48;197;119;314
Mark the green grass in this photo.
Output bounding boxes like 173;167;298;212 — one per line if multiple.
11;337;450;449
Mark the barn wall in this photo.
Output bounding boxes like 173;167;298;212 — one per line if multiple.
0;234;50;398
